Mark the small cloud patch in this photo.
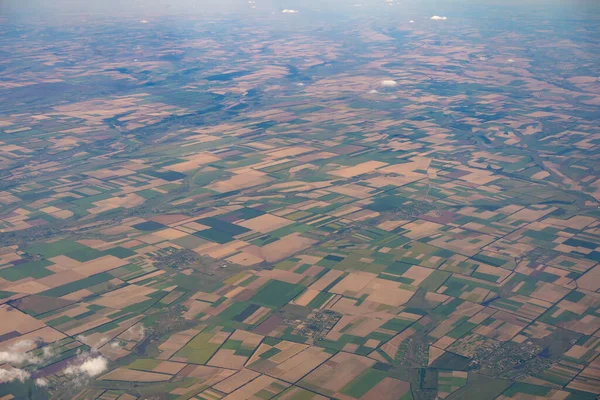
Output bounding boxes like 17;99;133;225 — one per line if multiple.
35;378;49;387
0;340;53;365
0;367;30;384
430;16;447;20
64;354;108;378
381;80;398;87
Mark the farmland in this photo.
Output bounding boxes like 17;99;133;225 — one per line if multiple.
0;0;599;399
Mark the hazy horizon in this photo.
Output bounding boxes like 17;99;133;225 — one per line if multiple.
2;0;599;21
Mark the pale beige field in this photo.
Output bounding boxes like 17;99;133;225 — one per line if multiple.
238;214;293;233
212;369;261;394
301;352;375;392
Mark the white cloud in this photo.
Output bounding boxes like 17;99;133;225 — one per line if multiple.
410;20;414;23
380;80;398;87
0;367;30;383
430;16;447;20
42;346;53;359
79;357;107;377
0;341;56;384
0;340;35;364
139;19;148;24
0;340;52;365
507;58;515;63
369;89;379;94
64;354;108;378
126;324;146;341
282;9;298;13
35;377;49;387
